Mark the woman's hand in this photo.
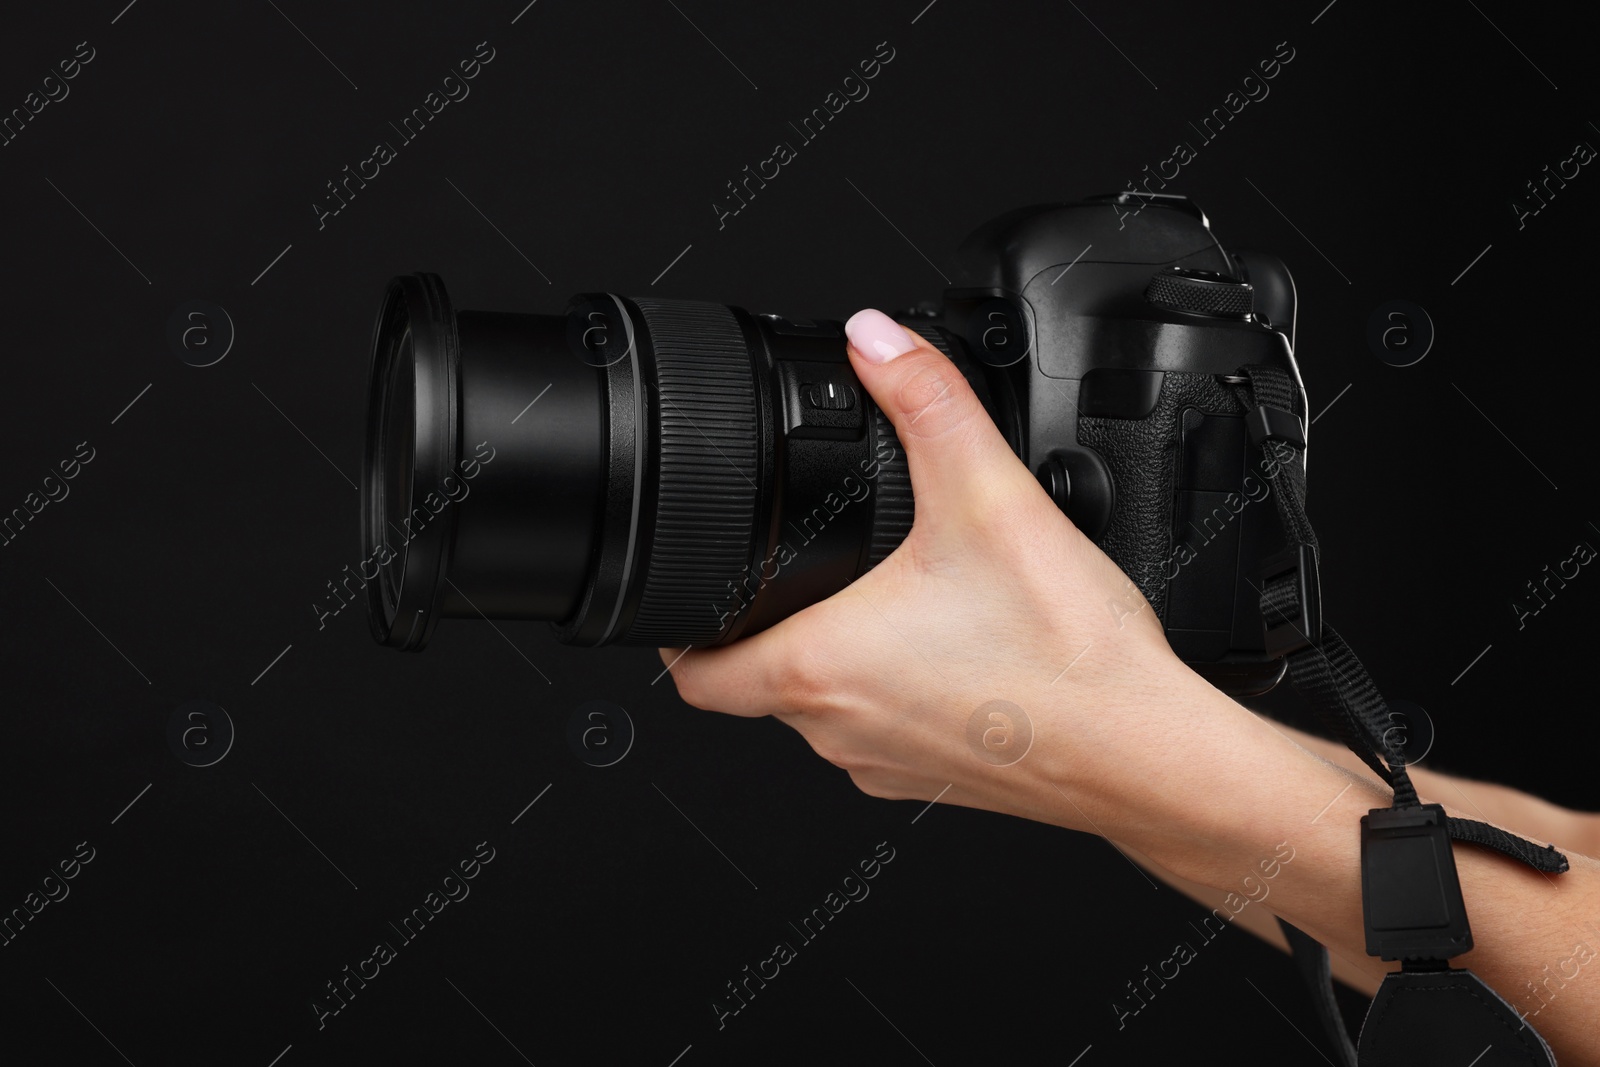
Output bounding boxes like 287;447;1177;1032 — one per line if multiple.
658;310;1600;1063
657;309;1246;843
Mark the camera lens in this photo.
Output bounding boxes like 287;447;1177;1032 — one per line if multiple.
363;274;608;648
374;332;413;611
362;275;984;652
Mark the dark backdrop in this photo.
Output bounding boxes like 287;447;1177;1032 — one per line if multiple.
2;2;1594;1064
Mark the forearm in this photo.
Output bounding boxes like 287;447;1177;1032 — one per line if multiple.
1113;839;1395;997
1118;720;1600;996
1278;722;1600;860
1022;666;1600;1064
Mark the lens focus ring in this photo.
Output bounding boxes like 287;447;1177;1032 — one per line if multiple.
865;402;912;568
625;299;760;644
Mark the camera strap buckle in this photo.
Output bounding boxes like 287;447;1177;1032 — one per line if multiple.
1360;804;1472;962
1257;542;1321;657
1245;403;1305;449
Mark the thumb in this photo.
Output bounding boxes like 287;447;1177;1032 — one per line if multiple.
844;308;1033;524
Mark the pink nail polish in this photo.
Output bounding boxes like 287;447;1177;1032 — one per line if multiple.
845;309;917;363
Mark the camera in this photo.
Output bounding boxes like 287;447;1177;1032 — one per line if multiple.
362;192;1307;696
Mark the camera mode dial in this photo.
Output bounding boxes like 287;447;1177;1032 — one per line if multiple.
1144;268;1254;319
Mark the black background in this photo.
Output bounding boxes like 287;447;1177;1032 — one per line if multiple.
2;2;1595;1064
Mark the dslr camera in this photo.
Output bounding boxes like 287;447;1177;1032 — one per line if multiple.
362;192;1307;696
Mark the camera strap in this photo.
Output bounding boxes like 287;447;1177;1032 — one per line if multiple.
1226;365;1568;1067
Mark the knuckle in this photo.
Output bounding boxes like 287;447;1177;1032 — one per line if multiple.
809;734;851;771
847;769;890;799
667;660;710;709
846;768;913;802
771;640;836;710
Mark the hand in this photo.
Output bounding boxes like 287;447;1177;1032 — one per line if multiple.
658;311;1600;1065
658;309;1238;839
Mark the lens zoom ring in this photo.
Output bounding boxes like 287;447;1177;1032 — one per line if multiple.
864;319;947;568
865;402;912;568
626;299;759;644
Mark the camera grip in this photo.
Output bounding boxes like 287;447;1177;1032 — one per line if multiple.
1076;371;1246;620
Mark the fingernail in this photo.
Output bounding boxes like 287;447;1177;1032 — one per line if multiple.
845;308;917;363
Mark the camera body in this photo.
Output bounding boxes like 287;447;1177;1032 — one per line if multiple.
364;194;1307;697
925;192;1306;694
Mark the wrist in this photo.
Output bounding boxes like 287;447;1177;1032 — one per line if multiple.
1042;660;1382;892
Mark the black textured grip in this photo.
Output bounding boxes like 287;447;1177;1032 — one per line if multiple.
1076;372;1245;617
625;299;760;644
